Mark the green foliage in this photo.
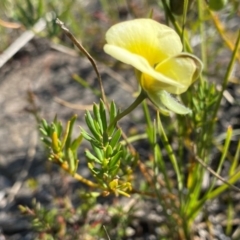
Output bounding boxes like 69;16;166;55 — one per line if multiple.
6;0;240;239
40;115;82;175
40;100;137;197
15;0;44;27
83;101;138;197
208;0;228;11
19;200;60;238
19;194;137;240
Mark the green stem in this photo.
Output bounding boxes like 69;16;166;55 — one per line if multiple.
157;113;183;192
141;99;152;129
203;30;240;163
197;0;207;81
188;170;240;222
181;0;189;51
161;0;193;53
108;90;146;131
212;30;240;122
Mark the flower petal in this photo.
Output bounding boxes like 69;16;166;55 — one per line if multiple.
185;53;203;82
153;53;203;94
104;44;184;88
147;90;192;114
105;18;182;66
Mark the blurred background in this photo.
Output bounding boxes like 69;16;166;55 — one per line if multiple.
0;0;240;239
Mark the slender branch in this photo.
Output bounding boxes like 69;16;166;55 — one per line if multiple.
181;0;189;50
157;113;183;192
212;30;240;123
55;18;107;106
195;155;240;192
197;0;207;77
58;161;99;188
108;90;146;132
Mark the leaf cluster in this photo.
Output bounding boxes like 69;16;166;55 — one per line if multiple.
81;100;137;197
40;115;82;175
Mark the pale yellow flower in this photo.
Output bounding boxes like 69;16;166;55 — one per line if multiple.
104;18;203;114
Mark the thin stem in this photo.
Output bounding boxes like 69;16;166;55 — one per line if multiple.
157;112;187;237
108;90;146;131
212;30;240;123
59;161;99;188
194;152;240;193
157;113;183;192
141;99;152;129
55;19;107;107
161;0;193;53
181;0;189;51
197;0;207;80
188;170;240;222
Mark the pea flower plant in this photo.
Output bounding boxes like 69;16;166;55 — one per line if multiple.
21;1;240;237
104;18;203;114
31;12;240;239
41;18;205;199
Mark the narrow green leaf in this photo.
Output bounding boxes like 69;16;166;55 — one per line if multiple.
109;101;117;124
229;140;240;176
26;0;34;19
102;131;109;146
105;145;113;159
109;163;120;176
53;115;58;123
213;126;232;183
37;0;44;19
113;144;122;155
92;144;103;162
109;151;122;168
157;112;183;191
93;119;103;136
41;138;51;146
85;111;101;140
61;121;70;150
85;150;102;164
81;129;93;141
203;126;233;201
16;2;32;26
226;200;233;235
72;74;101;96
110;129;122;148
90;167;101;176
99;100;107;131
41;119;49;133
39;127;48;136
55;121;63;137
67;148;76;174
192;98;200;111
93;103;103;134
65;115;77;149
70;134;83;153
50;123;58;136
87;162;94;170
90;139;103;149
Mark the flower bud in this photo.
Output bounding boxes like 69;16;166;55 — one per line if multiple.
208;0;228;11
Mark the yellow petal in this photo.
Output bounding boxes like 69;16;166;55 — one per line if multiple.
153;53;202;94
104;44;184;88
184;53;203;82
105;18;182;66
